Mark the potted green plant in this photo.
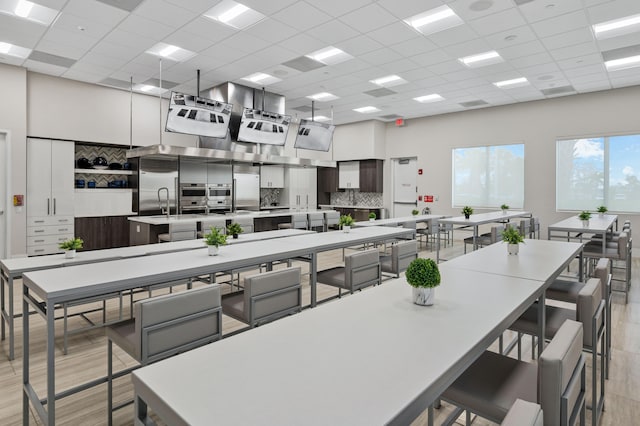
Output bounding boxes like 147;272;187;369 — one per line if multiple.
502;226;524;255
578;211;591;227
59;237;83;259
500;204;509;214
203;227;227;256
405;258;441;306
411;209;419;216
339;214;354;233
368;212;377;221
596;206;607;217
462;206;473;219
226;222;243;239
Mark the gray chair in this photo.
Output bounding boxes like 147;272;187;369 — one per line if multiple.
317;249;381;297
530;217;541;239
440;320;585;426
278;213;308;230
510;279;605;426
308;212;325;232
222;267;302;328
233;216;254;234
380;240;417;278
416;218;439;251
583;231;630;303
463;224;504;253
197;217;226;238
157;221;197;242
106;285;222;425
324;210;340;231
501;399;543;426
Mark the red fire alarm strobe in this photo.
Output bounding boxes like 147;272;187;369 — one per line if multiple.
395;118;405;127
418;168;423;175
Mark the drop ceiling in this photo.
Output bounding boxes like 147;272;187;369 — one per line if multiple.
1;0;639;125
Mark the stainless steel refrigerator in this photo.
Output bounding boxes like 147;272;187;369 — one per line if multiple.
232;164;260;211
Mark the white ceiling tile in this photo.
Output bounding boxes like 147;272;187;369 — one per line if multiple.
0;14;48;48
238;0;299;16
305;19;360;45
62;0;128;25
572;81;611;93
531;78;573;91
31;0;68;9
376;0;446;20
530;10;590;38
587;0;640;24
116;14;175;40
379;59;421;73
244;19;299;44
449;0;515;21
304;0;374;18
133;0;199;27
198;43;249;63
23;59;68;76
271;2;333;32
52;12;115;39
37;29;98;59
541;28;594;51
63;67;108;83
219;31;272;55
411;49;452;67
499;40;546;60
518;62;561;77
441;69;478;83
468;8;527;36
518;0;584;23
162;29;215;54
182;53;233;73
556;53;604;70
510;52;554;69
483;25;539;50
428;60;467;76
338;3;397;33
441;38;493;58
472;61;516;76
389;36;438;56
358;48;403;66
278;33;326;55
549;41;599;61
455;77;491;89
163;0;221;15
366;21;419;46
181;17;236;44
413;75;448;89
90;40;143;62
334;35;384;56
427;25;479;47
568;71;609;84
563;64;607;78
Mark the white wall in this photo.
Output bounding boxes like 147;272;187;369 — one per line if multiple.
332;120;385;161
383;86;640;235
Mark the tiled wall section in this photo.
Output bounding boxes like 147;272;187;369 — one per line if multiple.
331;191;383;206
261;188;282;207
75;144;130;188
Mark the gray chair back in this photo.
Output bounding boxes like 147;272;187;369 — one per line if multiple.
324;211;340;229
308;212;324;230
382;240;418;276
576;278;604;349
491;224;505;243
519;219;531;237
291;213;308;229
501;399;543;426
345;249;381;291
200;218;227;235
168;222;197;241
134;285;222;363
234;216;254;234
244;267;302;326
538;320;585;426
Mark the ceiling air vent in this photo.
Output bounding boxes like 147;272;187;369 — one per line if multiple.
364;88;397;97
282;56;325;72
100;78;133;90
28;51;76;68
142;78;179;89
95;0;145;12
541;86;576;96
292;105;313;112
513;0;536;5
379;114;402;120
459;100;489;108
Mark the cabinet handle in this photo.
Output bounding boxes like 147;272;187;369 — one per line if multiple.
58;228;68;232
34;249;44;253
58;218;68;223
34;230;44;233
34;239;44;243
34;220;45;224
47;198;50;215
53;198;56;215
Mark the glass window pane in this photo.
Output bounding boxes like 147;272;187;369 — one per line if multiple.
608;134;640;212
556;138;604;211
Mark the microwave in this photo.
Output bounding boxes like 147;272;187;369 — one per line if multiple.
207;183;231;198
180;183;207;198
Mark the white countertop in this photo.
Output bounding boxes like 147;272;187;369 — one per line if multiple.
128;209;335;225
319;204;383;209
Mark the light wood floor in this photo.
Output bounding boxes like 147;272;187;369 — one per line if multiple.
1;236;638;425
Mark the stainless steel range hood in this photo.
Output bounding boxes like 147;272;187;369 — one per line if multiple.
126;144;336;168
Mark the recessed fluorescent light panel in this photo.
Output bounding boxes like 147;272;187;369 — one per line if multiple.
0;41;31;58
403;5;463;36
307;92;339;101
413;94;444;103
605;55;640;71
493;77;529;88
146;43;196;62
305;115;331;122
134;84;168;95
370;75;407;87
593;13;640;40
353;106;380;113
203;0;265;30
0;0;58;25
241;72;281;85
459;51;503;68
306;46;353;66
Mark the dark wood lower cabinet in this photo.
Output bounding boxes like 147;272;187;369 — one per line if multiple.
75;216;130;250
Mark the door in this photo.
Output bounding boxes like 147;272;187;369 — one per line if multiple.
0;132;6;259
50;140;75;216
392;157;417;217
27;138;53;217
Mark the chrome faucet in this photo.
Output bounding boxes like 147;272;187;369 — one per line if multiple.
157;187;170;219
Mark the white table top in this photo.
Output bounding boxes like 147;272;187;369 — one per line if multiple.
128;209;335;225
132;271;543;426
353;214;444;227
1;229;313;276
442;239;583;283
439;210;531;226
547;214;617;233
22;226;413;304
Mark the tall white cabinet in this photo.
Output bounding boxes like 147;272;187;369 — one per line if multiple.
286;168;317;210
27;138;75;256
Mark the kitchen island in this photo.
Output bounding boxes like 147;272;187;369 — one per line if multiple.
128;209;336;245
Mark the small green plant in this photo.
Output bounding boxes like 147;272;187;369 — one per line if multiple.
597;206;608;213
578;211;591;221
500;204;509;210
59;237;83;251
339;214;354;227
226;222;243;236
462;206;473;217
405;258;441;288
203;227;227;247
411;209;419;216
502;226;524;245
368;212;377;220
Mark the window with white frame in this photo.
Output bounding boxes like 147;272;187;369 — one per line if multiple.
452;144;524;209
556;133;640;212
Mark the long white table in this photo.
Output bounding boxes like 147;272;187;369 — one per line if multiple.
21;226;413;425
437;210;532;262
547;214;618;256
132;270;543;426
353;214;444;227
443;239;584;355
1;228;313;360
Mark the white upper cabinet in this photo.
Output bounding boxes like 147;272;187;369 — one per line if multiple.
338;161;359;189
261;165;285;188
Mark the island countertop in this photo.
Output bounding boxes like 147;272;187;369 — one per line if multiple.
128;209;335;225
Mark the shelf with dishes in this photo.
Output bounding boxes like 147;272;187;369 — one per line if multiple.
74;168;133;175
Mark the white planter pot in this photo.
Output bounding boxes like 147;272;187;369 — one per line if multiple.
207;245;219;256
582;220;589;227
343;225;351;233
412;287;435;306
507;243;519;255
64;249;76;259
598;213;604;218
502;209;508;214
369;218;375;222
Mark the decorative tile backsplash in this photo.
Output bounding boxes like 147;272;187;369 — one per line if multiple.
261;188;283;207
75;144;130;188
331;191;382;206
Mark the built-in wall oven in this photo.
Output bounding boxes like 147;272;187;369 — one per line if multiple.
207;183;232;211
179;183;208;213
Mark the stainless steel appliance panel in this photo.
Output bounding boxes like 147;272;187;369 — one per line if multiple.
233;164;260;211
